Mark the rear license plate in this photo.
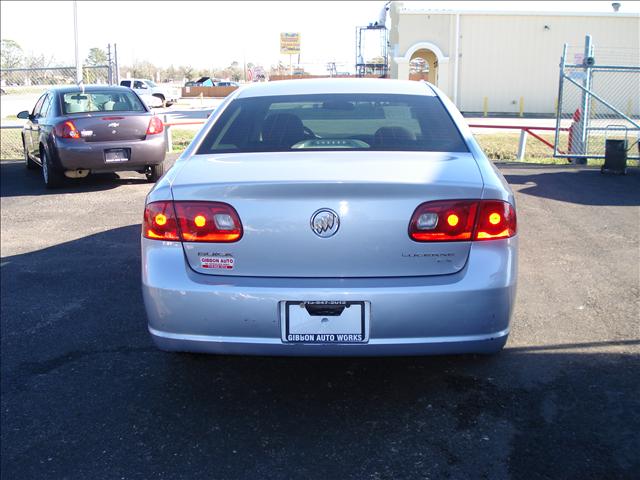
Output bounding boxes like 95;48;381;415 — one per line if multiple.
282;301;369;343
104;149;129;163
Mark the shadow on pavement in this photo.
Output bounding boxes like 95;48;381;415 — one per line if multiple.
1;225;638;479
502;165;640;206
0;161;150;198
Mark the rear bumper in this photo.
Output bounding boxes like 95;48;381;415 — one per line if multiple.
54;134;165;171
142;237;517;356
149;327;509;356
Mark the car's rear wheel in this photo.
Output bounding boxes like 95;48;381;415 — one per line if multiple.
41;149;64;189
146;162;165;183
23;135;37;170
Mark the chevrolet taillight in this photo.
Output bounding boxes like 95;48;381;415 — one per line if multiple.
409;200;516;242
146;116;164;135
143;201;242;242
54;120;81;139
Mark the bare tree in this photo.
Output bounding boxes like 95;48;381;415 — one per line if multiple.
178;65;195;80
1;39;23;69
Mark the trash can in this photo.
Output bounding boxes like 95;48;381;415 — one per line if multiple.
601;127;628;175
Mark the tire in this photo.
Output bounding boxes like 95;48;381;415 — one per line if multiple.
23;135;37;170
153;94;166;108
41;148;64;189
146;162;165;183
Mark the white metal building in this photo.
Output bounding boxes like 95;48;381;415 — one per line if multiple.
389;3;640;114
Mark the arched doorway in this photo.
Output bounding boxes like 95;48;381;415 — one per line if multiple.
409;49;438;84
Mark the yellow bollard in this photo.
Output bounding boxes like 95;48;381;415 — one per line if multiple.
627;99;633;118
554;97;558;116
483;97;488;117
519;97;524;117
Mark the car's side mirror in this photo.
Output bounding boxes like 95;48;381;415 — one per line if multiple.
17;110;30;120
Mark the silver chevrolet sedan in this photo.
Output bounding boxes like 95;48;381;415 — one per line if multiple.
142;79;517;356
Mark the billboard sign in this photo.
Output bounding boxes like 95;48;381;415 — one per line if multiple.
280;32;301;55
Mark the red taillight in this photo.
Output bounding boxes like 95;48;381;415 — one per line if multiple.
54;120;80;139
143;201;180;240
475;200;517;240
146;116;164;135
174;202;243;242
409;200;516;242
409;200;478;242
143;201;242;243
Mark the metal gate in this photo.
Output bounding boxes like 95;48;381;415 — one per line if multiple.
554;35;640;163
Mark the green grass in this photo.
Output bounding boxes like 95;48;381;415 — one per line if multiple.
0;128;24;161
171;129;197;152
3;86;49;96
475;133;570;164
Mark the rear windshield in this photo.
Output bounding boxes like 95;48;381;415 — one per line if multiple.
61;90;146;114
197;93;468;154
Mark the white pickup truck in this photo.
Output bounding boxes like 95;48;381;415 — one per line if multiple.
120;79;180;107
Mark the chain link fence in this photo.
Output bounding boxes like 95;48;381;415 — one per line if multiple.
0;126;23;161
0;65;114;160
555;38;640;162
1;65;112;93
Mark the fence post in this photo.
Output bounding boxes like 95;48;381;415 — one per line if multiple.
163;114;172;153
517;130;528;160
576;34;593;165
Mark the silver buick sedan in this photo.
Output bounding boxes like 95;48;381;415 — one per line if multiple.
142;79;517;356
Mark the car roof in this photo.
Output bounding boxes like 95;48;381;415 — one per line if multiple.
236;78;436;98
49;85;135;95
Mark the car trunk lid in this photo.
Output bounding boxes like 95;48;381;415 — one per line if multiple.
69;112;151;142
171;151;484;278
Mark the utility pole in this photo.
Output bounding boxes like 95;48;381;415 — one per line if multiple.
73;1;81;84
114;43;119;84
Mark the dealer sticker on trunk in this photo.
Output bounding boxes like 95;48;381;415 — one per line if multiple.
199;255;234;270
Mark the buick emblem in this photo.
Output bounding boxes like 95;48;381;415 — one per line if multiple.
310;209;340;238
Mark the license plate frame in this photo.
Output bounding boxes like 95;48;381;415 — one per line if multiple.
281;301;369;344
104;148;130;163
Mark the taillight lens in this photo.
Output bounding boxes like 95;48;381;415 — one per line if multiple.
174;202;242;242
143;201;242;242
409;200;516;242
475;200;517;240
54;120;80;139
143;201;180;240
409;200;479;241
146;116;164;135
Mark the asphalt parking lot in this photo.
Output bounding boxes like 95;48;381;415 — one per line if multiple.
1;157;639;480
